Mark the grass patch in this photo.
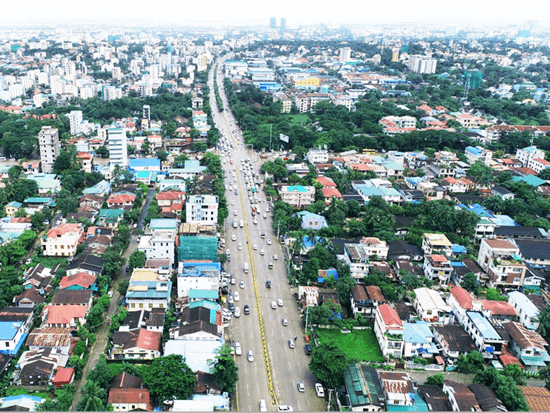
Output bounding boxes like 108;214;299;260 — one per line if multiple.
33;256;68;269
289;114;309;125
5;387;51;400
316;328;384;363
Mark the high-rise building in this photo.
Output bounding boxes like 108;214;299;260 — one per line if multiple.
391;48;400;62
38;126;60;173
464;70;482;90
280;18;286;32
270;17;277;29
69;110;83;136
108;127;128;169
339;47;351;63
407;55;437;74
143;105;151;121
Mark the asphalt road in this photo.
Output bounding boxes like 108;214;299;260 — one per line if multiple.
210;58;325;412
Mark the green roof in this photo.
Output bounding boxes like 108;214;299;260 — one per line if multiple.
188;290;219;300
100;209;124;223
24;197;53;204
512;175;546;187
178;236;218;262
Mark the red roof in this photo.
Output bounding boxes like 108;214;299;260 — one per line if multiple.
481;300;517;316
322;187;343;199
135;329;162;351
46;223;83;240
108;388;152;410
316;176;337;188
378;304;402;328
429;254;449;263
499;352;522;368
53;367;75;386
59;272;97;290
484;239;516;250
450;286;473;309
156;191;186;201
107;194;136;204
42;304;89;325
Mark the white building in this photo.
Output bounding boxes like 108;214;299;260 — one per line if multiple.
279;185;315;208
177;262;221;298
138;230;176;268
68;110;83;136
407;55;437;74
307;147;329;164
413;287;451;324
185;195;219;225
108;127;128;169
516;146;545;167
38;126;60;173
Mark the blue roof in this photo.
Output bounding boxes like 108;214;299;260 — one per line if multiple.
512;175;546;187
303;236;323;248
150;218;178;230
452;244;467;254
318;268;339;284
458;203;494;218
0;321;22;340
467;312;502;340
451;262;466;267
403;321;433;344
493;215;518;226
286;185;308;192
188;289;219;301
508;291;540;318
466;146;482;155
129;158;161;169
355;184;383;197
125;281;172;299
136;171;152;178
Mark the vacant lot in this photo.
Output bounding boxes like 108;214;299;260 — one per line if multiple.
315;328;384;363
289;114;309;125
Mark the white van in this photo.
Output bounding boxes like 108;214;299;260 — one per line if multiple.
259;400;267;412
244;263;249;274
239;220;244;228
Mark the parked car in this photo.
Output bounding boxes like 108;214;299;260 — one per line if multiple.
277;406;293;412
235;342;242;356
315;383;325;398
304;344;312;355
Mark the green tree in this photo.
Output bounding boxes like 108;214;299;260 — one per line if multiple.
460;273;479;293
86;356;115;389
157;150;169;162
537;306;550;338
78;381;107;411
474;367;529;411
456;350;485;374
425;374;444;387
209;344;239;392
309;341;352;389
118;279;130;296
141;354;197;402
486;288;507;301
128;250;147;271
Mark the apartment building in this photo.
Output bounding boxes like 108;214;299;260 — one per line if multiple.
516;146;545;167
279;185;315;208
38;126;60;173
374;304;403;358
421;233;453;256
477;239;526;289
41;223;84;257
407;55;437;74
463;311;507;359
423;254;453;284
185;195;219;225
108;128;128;169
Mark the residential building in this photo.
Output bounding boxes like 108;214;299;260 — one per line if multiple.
177;261;221;298
125;281;172;311
186;195;219;224
41;223;84;257
343;363;385;412
359;237;389;260
507;291;540;330
422;233;453;256
279;185;315;208
413;288;451;324
108;388;153;412
108;128;128;169
443;380;480;412
306;147;329;164
374;304;403;358
402;321;438;358
432;325;477;359
41;304;88;328
77;152;94;174
528;157;550;173
503;321;550;372
38;126;60;173
408;55;437;74
298;211;328;230
350;284;385;320
423;254;453;284
519;386;550;412
343;244;370;282
110;329;162;360
447;286;479;325
0;320;27;356
417;385;451;412
516;146;545;167
477;239;526;289
378;371;415;406
68;110;83;135
463;311;507;359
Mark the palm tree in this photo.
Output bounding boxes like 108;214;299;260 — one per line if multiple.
79;381;106;411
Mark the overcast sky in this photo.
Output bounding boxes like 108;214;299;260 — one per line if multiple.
1;0;546;26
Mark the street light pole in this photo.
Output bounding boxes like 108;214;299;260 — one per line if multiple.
327;388;333;412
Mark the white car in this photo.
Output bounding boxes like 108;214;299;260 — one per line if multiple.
263;214;267;219
228;295;234;304
238;243;242;250
231;200;234;205
235;342;242;356
260;249;265;255
267;239;272;245
315;383;325;398
273;254;278;260
277;298;283;307
253;219;257;225
232;234;236;241
271;301;277;309
253;244;258;250
234;210;238;216
247;350;254;362
234;307;241;317
239;281;245;289
226;248;230;255
277;406;293;412
234;291;240;301
297;381;305;392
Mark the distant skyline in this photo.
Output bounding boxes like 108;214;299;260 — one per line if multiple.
1;0;548;27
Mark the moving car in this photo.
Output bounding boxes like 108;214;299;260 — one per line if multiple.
282;318;288;326
273;254;278;260
231;234;236;241
260;249;265;255
234;291;240;301
277;406;293;412
247;350;254;362
238;243;242;250
277;298;283;307
253;244;257;250
259;400;267;412
244;305;250;315
265;280;271;288
297;381;305;392
288;339;295;349
239;281;245;289
267;239;272;245
271;301;277;309
315;383;325;398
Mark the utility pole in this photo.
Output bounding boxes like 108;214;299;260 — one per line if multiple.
327;388;333;411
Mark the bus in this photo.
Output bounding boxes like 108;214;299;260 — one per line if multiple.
362;149;376;155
